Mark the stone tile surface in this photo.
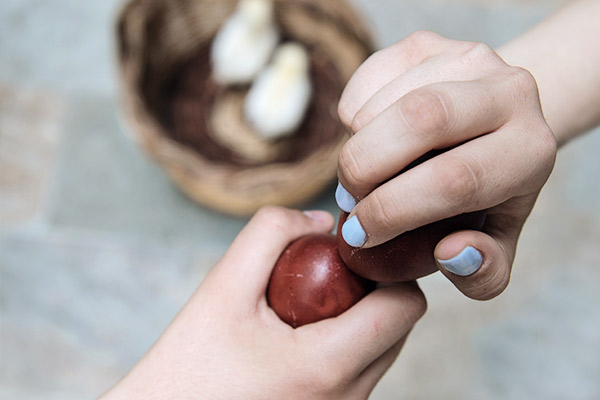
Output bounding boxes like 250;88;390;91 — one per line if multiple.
1;0;599;399
0;227;225;398
353;0;554;48
46;95;246;243
0;0;122;96
0;87;65;227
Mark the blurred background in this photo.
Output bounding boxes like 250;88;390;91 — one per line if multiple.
1;0;599;399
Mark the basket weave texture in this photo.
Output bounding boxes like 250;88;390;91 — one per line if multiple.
116;0;374;215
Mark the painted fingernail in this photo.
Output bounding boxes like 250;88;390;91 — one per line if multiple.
341;215;366;247
302;210;329;223
335;182;356;213
437;246;482;277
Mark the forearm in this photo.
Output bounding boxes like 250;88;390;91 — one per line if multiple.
498;0;600;147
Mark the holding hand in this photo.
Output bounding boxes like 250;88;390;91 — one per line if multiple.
336;31;557;300
101;207;426;400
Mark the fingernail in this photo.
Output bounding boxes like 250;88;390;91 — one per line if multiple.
335;182;356;213
303;210;329;223
341;215;366;247
437;246;482;277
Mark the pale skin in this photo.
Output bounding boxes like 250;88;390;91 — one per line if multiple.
101;1;600;397
100;207;427;400
337;0;600;300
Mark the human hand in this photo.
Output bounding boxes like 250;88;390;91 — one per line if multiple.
335;31;557;300
100;207;426;400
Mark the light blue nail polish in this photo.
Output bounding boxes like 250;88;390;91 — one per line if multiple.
342;215;367;247
335;182;356;213
437;246;482;277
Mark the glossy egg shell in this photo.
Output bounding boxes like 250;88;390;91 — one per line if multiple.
337;210;487;282
267;234;374;328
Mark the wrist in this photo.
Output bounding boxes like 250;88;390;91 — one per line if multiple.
497;0;600;148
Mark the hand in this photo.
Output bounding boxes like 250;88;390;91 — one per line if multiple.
336;31;557;300
100;207;426;400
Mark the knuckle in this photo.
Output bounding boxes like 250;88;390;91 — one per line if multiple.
459;41;503;69
337;99;353;129
252;205;290;229
508;66;539;99
540;121;558;152
403;284;428;319
466;42;495;58
400;88;451;139
338;141;369;190
534;125;558;175
404;30;443;46
435;156;480;208
361;47;386;68
365;190;398;233
413;287;428;317
395;31;448;65
538;124;558;156
349;109;374;133
464;41;496;59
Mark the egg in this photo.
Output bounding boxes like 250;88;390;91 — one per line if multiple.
267;234;374;328
336;149;487;282
337;210;487;282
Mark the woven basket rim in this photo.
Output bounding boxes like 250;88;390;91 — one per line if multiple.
116;0;375;215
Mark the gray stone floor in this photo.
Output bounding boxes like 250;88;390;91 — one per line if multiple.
1;0;599;399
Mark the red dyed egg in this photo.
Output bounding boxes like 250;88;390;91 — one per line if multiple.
267;234;374;328
337;210;487;282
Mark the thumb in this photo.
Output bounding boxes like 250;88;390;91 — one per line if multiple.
434;208;526;300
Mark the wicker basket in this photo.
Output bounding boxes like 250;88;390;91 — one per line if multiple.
116;0;374;216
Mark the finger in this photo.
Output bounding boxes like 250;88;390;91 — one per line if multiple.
338;31;456;127
214;206;335;303
303;282;426;376
354;336;408;397
347;42;505;133
435;199;533;300
342;116;556;248
338;76;515;202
